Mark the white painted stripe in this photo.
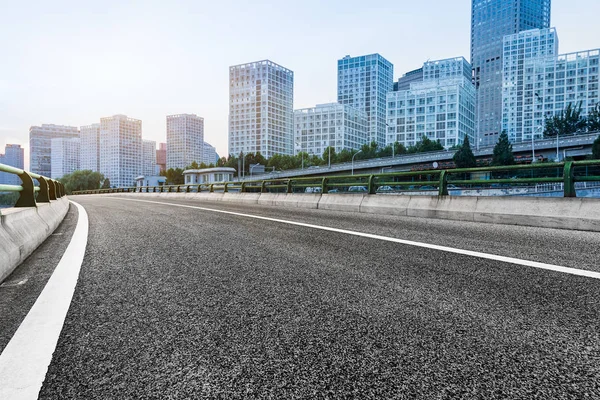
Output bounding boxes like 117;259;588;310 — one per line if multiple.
113;197;600;280
0;201;88;400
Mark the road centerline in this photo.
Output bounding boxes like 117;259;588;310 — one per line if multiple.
0;201;89;400
107;197;600;280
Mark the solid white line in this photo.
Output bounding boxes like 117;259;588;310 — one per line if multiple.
112;197;600;280
0;201;88;399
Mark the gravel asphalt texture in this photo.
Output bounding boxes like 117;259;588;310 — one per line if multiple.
36;196;600;399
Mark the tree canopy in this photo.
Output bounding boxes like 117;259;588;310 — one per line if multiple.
544;101;588;137
59;170;106;194
160;168;184;185
452;135;476;168
491;132;515;166
592;135;600;160
406;136;444;154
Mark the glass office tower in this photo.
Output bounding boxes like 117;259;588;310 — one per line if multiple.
471;0;551;147
337;54;394;148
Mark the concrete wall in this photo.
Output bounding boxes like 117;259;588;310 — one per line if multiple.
106;192;600;233
0;197;70;283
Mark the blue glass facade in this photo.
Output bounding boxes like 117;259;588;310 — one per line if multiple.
471;0;551;146
337;54;393;147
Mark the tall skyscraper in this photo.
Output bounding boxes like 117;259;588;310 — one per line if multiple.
0;144;25;185
471;0;551;147
156;142;167;173
100;114;142;188
229;60;294;158
51;138;80;179
29;124;79;177
142;139;157;176
166;114;204;170
337;54;394;147
502;28;600;144
80;123;101;172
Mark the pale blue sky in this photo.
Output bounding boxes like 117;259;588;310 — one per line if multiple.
1;0;599;168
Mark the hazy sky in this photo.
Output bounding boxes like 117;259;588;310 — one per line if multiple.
1;0;600;169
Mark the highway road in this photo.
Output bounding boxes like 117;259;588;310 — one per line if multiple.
2;195;600;398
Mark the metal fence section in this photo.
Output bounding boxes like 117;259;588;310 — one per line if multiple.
73;160;600;198
0;163;66;207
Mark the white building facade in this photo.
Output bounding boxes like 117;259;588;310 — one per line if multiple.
142;139;157;177
50;138;80;179
0;144;25;185
294;103;368;156
80;123;101;172
166;114;204;170
100;114;142;188
203;142;217;165
229;60;294;158
502;28;600;143
337;54;394;147
183;167;236;185
29;124;79;177
386;57;476;149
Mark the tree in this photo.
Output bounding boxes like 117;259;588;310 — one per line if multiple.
101;178;111;189
59;170;105;194
588;103;600;133
453;135;476;168
322;146;337;165
161;168;184;185
593;135;600;160
357;141;379;160
407;135;444;154
491;132;515;166
544;101;587;137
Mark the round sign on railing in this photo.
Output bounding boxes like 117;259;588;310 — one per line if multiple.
433;162;439;169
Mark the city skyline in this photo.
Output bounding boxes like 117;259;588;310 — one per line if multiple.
2;1;600;169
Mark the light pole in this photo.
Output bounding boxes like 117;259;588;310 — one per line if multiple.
250;163;261;177
351;150;362;176
295;142;304;170
555;131;560;162
532;126;543;163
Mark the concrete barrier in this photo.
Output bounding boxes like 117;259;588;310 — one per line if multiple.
0;197;70;283
110;192;600;232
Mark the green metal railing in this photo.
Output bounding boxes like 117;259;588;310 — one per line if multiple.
73;160;600;198
0;163;66;207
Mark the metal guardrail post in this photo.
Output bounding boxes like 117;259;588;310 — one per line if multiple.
563;161;576;197
438;170;448;196
36;176;50;203
48;179;57;200
261;181;266;193
367;175;376;194
197;184;201;193
224;183;229;193
241;182;246;193
14;171;36;207
287;179;292;194
321;177;329;194
210;184;214;193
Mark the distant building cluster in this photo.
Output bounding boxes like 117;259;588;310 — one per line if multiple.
0;144;24;185
27;114;219;187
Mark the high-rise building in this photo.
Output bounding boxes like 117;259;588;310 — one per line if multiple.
229;60;294;158
294;103;368;156
80;123;101;172
394;68;424;92
337;54;394;147
99;114;142;188
502;28;600;143
387;57;476;149
156;142;167;173
166;114;204;170
142;139;157;176
0;144;25;185
471;0;551;147
203;142;217;165
50;138;80;179
29;124;79;177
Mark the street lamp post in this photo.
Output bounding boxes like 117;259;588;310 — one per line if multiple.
295;142;304;170
556;131;560;162
532;126;543;163
250;163;261;177
351;150;362;176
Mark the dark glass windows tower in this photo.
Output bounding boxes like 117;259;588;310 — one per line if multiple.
471;0;551;146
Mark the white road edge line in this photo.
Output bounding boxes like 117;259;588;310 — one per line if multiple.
0;201;89;400
113;197;600;280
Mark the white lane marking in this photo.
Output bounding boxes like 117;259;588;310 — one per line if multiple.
0;201;89;399
110;197;600;280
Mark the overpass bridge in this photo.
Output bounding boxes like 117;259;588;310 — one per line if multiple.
1;163;600;398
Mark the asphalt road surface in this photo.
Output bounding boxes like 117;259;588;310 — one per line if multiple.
12;195;600;398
